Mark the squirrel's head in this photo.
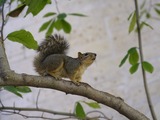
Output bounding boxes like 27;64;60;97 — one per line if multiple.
78;52;96;66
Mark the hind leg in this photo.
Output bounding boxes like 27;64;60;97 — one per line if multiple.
47;60;64;80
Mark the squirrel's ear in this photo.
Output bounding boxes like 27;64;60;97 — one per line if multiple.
78;52;82;58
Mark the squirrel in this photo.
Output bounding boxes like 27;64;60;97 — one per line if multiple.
33;34;96;85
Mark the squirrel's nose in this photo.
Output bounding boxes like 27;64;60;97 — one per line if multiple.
94;53;97;57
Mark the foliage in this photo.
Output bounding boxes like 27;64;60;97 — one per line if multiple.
6;0;86;37
3;86;31;98
128;11;136;33
7;30;38;50
119;47;140;74
119;0;160;74
0;0;7;6
142;61;154;73
75;102;86;119
74;101;100;119
39;12;86;36
4;0;86;50
119;46;154;74
83;101;101;109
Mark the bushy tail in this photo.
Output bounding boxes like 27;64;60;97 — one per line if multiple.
33;34;69;76
38;34;69;56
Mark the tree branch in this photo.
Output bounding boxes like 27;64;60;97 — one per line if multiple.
1;106;110;120
54;0;60;14
1;110;75;120
0;106;75;117
0;0;5;41
0;38;149;120
0;71;149;120
0;39;10;73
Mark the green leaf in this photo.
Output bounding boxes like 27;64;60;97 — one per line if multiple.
47;0;52;4
57;13;67;20
142;22;153;30
142;61;154;73
68;13;87;17
61;19;71;33
128;47;137;54
7;4;26;17
25;0;31;5
43;12;56;17
154;8;160;16
129;11;136;33
16;86;32;93
25;0;48;16
7;30;38;50
54;19;72;33
129;63;139;74
75;102;86;119
4;86;22;98
83;101;101;109
136;21;153;32
54;20;63;31
129;49;139;65
139;22;144;30
128;12;133;21
46;20;55;36
0;0;6;6
119;54;129;67
39;19;52;32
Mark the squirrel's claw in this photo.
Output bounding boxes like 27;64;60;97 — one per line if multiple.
72;81;80;86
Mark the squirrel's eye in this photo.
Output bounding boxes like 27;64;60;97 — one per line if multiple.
84;53;88;56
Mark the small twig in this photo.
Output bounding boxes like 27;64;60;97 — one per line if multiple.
1;110;78;120
1;110;107;120
134;0;157;120
0;106;75;117
0;0;6;41
86;110;111;120
0;106;111;120
54;0;60;14
5;0;12;24
0;99;4;108
36;89;41;109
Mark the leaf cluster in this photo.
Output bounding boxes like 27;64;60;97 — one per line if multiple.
140;1;160;19
39;12;86;36
128;11;153;34
5;0;86;50
119;47;154;74
128;1;160;33
7;0;51;17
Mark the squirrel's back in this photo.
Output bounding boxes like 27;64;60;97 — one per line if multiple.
33;34;69;76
